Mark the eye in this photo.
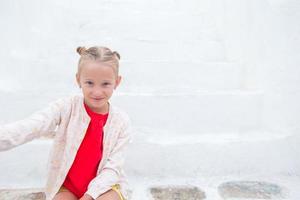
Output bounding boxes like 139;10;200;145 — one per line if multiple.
103;82;111;86
85;81;93;85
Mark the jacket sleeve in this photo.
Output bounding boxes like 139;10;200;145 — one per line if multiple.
0;97;66;151
85;114;132;199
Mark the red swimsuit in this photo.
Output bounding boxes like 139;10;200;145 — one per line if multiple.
62;102;108;198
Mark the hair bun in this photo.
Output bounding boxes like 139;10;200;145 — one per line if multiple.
113;51;121;60
76;46;87;55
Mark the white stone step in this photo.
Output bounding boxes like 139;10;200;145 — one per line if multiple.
110;90;263;134
118;61;244;91
0;132;298;189
125;131;299;178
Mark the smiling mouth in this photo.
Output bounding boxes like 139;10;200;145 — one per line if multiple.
92;97;103;100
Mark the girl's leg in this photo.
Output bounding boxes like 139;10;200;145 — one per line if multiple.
96;184;124;200
52;192;78;200
52;186;78;200
95;189;122;200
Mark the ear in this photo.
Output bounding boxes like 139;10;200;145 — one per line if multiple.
76;73;81;88
114;76;122;89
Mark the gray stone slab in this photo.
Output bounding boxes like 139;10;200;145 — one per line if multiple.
0;188;45;200
150;186;206;200
218;181;287;199
0;188;132;200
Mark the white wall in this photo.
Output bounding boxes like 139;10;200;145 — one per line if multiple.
218;0;300;135
0;0;299;134
0;0;299;187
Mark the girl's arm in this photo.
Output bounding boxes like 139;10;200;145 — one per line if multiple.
0;98;66;151
85;115;132;200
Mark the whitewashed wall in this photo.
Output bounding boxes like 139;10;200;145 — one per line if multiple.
0;0;299;188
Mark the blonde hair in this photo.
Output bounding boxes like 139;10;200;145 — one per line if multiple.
76;46;120;77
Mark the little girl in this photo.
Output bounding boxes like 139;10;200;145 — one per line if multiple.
0;46;131;200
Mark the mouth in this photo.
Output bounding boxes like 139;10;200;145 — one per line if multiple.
92;97;104;101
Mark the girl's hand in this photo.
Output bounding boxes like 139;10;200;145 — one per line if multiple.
79;194;94;200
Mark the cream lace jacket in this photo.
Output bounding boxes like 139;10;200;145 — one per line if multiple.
0;94;132;200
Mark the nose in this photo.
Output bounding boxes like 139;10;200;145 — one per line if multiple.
92;86;104;97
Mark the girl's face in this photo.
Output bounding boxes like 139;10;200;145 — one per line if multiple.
76;61;121;114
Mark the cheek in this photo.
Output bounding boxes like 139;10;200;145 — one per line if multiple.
104;87;114;95
82;87;92;93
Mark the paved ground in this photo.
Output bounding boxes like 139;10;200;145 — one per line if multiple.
0;180;294;200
